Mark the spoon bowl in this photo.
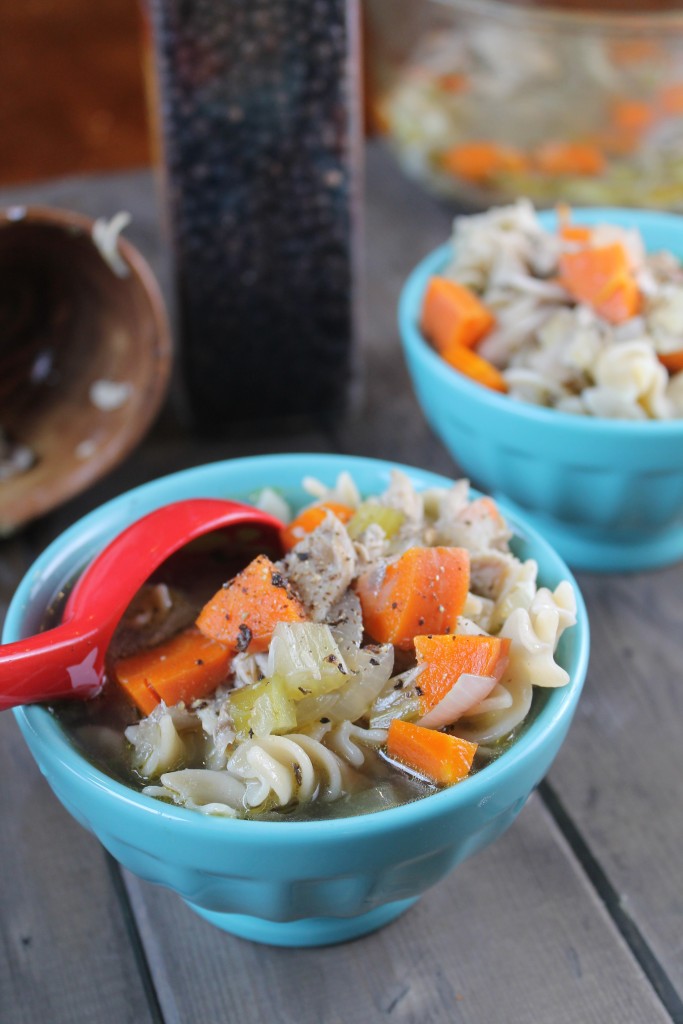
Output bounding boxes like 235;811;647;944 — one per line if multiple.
0;498;283;711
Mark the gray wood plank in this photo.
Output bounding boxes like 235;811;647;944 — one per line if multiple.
122;794;671;1024
0;712;156;1024
547;566;683;997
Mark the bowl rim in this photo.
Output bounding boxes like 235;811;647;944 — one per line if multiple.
399;206;683;438
8;452;590;838
436;0;683;33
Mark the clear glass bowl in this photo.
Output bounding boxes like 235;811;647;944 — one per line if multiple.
365;0;683;209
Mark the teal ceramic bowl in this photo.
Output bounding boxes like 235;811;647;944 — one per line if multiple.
399;208;683;572
6;453;589;947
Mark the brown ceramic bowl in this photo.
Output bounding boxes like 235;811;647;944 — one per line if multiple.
0;206;172;534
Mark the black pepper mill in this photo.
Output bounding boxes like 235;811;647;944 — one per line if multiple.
145;0;361;432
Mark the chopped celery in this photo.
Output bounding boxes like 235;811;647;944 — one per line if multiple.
368;680;421;730
330;644;394;722
228;678;297;737
346;503;404;540
267;622;350;698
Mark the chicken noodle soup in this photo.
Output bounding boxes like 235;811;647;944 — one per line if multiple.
421;202;683;418
51;472;577;819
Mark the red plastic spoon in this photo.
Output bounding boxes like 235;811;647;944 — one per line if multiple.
0;498;283;711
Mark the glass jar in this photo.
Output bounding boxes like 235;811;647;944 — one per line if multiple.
365;0;683;209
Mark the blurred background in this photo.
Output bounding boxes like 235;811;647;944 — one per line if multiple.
0;0;149;185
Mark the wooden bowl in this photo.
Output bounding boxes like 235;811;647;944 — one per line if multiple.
0;206;172;534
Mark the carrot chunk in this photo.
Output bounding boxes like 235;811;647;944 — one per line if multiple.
113;627;231;714
421;276;495;353
658;350;683;373
281;502;355;551
387;719;478;786
196;554;307;654
355;547;470;650
593;272;641;324
612;99;654;134
440;141;528;184
559;243;641;324
413;634;511;712
534;141;606;177
441;343;508;392
659;82;683;116
560;224;593;244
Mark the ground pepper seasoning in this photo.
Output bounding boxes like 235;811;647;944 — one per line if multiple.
146;0;361;431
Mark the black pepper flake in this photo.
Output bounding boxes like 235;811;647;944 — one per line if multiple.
195;658;204;666
418;617;425;626
293;762;303;786
415;685;424;696
393;680;404;690
369;657;379;666
325;653;338;663
271;571;287;589
248;728;254;738
235;623;253;652
298;686;311;694
295;552;311;561
320;717;330;723
391;601;398;610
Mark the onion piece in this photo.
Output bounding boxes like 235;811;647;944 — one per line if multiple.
417;673;499;729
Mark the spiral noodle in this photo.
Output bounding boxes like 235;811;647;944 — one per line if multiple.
226;734;348;809
318;721;388;769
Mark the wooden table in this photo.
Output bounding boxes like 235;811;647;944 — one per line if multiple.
1;148;682;1024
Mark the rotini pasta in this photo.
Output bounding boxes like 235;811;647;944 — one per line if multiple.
433;203;683;420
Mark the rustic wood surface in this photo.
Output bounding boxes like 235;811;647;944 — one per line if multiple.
0;146;682;1024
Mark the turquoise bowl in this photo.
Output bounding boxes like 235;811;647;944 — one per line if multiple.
399;208;683;572
6;453;589;947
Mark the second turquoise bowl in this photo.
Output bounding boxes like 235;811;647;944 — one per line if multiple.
399;208;683;572
6;454;588;947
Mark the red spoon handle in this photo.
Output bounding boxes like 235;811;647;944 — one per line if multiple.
1;498;283;711
0;620;102;711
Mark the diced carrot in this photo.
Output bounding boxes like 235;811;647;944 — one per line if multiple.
113;627;231;715
610;39;662;67
355;547;470;650
659;82;683;116
413;634;511;712
196;554;307;654
594;272;641;324
281;502;355;551
387;719;478;786
560;224;593;244
440;343;508;392
658;350;683;373
556;203;593;244
534;141;606;177
559;242;640;324
421;277;495;354
440;141;529;184
611;99;654;135
437;72;468;94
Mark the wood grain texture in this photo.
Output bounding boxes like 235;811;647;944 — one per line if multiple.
547;566;683;996
121;795;671;1024
0;711;155;1024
